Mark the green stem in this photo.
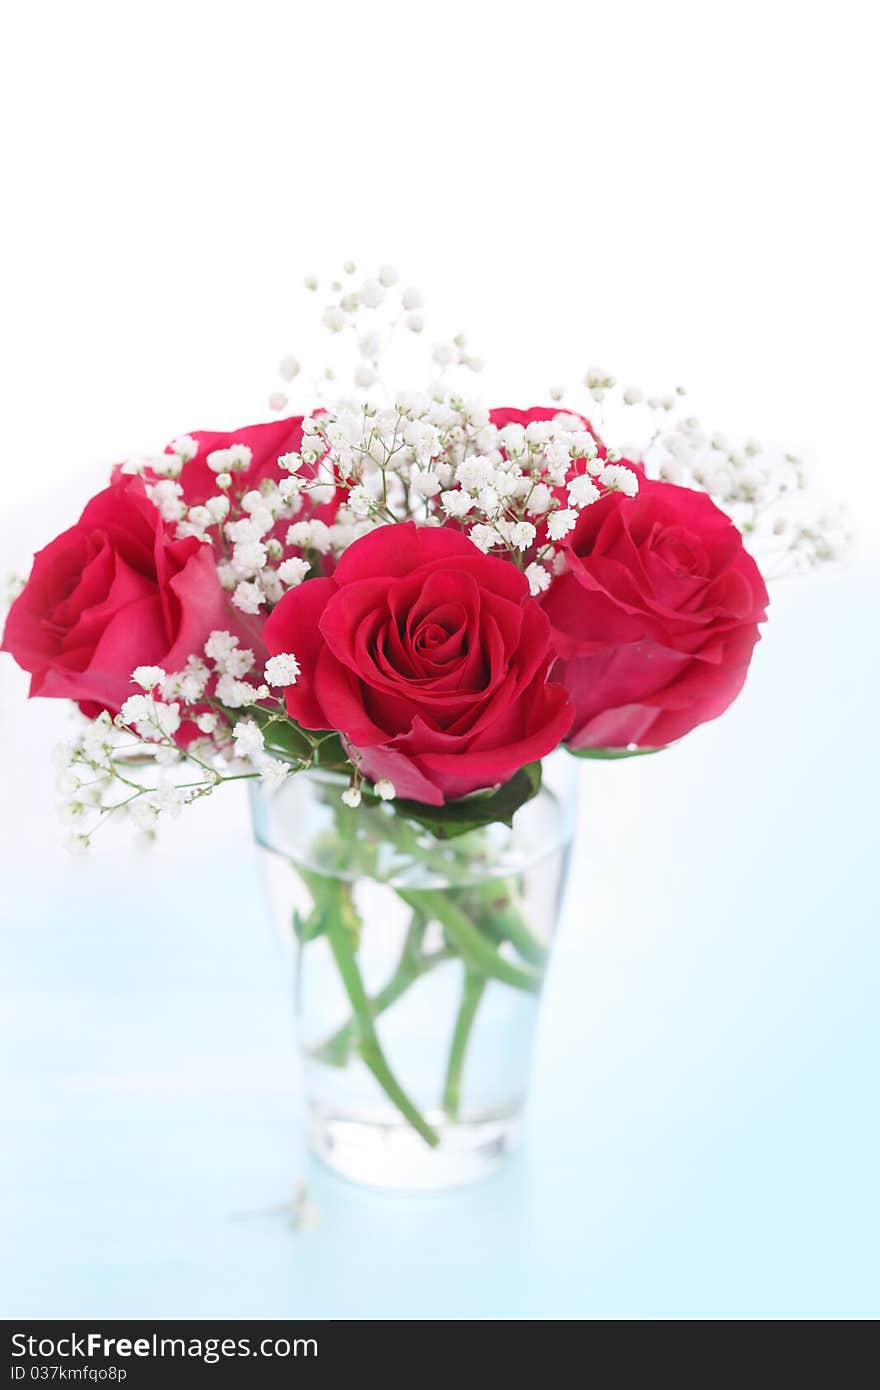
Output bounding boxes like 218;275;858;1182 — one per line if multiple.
398;889;542;993
442;970;487;1118
311;954;446;1067
323;900;441;1148
465;881;549;968
312;915;452;1066
360;811;548;970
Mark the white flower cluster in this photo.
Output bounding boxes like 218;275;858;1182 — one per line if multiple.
53;706;204;853
536;373;849;575
276;397;638;592
128;431;384;616
641;419;851;574
265;262;848;582
53;639;312;849
256;263;641;592
269;263;483;414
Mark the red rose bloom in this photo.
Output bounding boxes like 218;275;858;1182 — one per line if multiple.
264;522;573;805
169;416;307;506
2;472;247;719
490;404;599;441
490;406;563;430
542;478;769;749
163;415;346;569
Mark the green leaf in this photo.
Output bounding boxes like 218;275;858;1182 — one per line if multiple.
260;718;313;764
389;761;543;840
292;865;361;944
569;745;664;760
291;906;324;943
312;732;349;770
246;711;349;770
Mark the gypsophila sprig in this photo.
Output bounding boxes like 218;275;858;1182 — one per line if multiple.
5;257;845;857
265;653;301;687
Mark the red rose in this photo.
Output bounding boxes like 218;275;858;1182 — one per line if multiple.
490;406;563;430
264;522;573;805
169;416;307;506
162;415;346;569
542;478;769;749
2;473;246;719
490;404;599;441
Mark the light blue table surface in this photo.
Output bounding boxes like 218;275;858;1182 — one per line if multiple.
1;569;877;1320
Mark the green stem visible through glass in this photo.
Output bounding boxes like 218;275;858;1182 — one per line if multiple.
311;913;454;1066
322;892;441;1149
294;809;548;1146
397;889;542;993
442;969;487;1118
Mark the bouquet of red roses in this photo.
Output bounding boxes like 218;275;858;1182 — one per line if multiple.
1;266;842;1176
2;402;773;819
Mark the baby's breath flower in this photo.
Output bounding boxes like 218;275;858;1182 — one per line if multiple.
232;719;264;758
440;489;473;519
204;630;239;664
359;279;384;309
119;693;152;726
277;557;310;588
469;524;501;553
354;365;377;389
600;463;639;497
152;702;181;739
341;786;362;809
232;540;268;577
264;653;301;687
127;799;159;832
232;580;264;615
278;478;304;505
260;758;290;790
56;768;81;796
347;486;372;517
411;470;442;499
162;656;209;704
152;782;193;817
547;508;577;541
525;483;553;516
131;665;166;691
169;435;199;461
146;480;185;522
215;675;260;709
567;475;601;508
81;713;114;761
509;521;536;551
525;563;551;596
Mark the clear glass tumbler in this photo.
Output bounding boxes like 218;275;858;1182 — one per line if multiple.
251;762;575;1191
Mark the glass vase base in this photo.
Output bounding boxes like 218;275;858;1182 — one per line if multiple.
308;1104;523;1192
